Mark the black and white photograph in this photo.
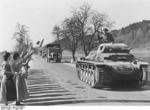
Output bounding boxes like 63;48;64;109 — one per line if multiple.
0;0;150;109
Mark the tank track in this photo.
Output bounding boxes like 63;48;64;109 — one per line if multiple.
77;64;105;88
140;67;149;87
134;66;149;88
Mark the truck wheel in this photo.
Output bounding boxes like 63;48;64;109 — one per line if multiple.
56;59;61;63
77;67;81;80
59;59;61;63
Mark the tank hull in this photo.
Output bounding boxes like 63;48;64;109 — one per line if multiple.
76;60;149;88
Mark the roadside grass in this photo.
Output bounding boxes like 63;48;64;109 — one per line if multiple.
61;50;84;63
131;48;150;64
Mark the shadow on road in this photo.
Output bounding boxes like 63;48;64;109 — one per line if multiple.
101;81;150;92
24;98;150;105
46;61;71;63
24;69;80;105
24;69;150;105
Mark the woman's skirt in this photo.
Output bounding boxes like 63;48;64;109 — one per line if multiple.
0;75;17;103
15;74;29;101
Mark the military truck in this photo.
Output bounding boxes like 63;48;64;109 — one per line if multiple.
46;43;62;63
76;43;149;88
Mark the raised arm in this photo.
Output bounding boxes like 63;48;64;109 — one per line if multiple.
17;50;35;65
10;65;16;76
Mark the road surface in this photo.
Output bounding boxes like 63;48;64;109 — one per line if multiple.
23;55;150;105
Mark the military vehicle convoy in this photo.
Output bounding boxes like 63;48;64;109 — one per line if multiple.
76;43;150;88
46;43;62;63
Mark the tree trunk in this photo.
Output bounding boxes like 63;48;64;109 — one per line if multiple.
57;33;60;44
83;49;88;56
71;40;76;62
81;29;88;56
72;51;76;61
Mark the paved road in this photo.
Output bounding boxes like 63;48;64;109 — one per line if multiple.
23;55;150;105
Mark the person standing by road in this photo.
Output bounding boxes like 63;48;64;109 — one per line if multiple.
11;48;35;105
0;52;17;105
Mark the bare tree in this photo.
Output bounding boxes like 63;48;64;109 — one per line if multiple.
52;3;115;57
52;25;61;44
72;3;92;56
61;17;80;61
13;23;32;54
90;11;114;44
84;34;97;54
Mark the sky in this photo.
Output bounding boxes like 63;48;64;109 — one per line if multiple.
0;0;150;51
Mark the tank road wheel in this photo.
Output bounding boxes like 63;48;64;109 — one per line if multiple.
87;70;92;85
91;73;95;87
90;67;104;88
84;70;87;83
83;70;86;82
81;69;85;81
79;66;82;81
82;67;86;82
85;69;89;84
80;69;83;81
88;68;93;85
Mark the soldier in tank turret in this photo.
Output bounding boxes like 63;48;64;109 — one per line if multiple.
104;28;114;43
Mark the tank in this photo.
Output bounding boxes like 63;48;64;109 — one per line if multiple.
76;43;150;88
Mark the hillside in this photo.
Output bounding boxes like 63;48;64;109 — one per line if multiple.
57;20;150;50
112;20;150;48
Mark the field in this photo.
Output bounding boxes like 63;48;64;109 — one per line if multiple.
131;48;150;63
62;50;85;63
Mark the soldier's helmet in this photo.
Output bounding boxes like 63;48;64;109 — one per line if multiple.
104;28;109;32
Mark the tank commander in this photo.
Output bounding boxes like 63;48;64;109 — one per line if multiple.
104;28;114;43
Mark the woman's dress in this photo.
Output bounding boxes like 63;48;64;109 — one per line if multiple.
0;62;17;103
11;60;29;101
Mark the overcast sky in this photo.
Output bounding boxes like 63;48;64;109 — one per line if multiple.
0;0;150;51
